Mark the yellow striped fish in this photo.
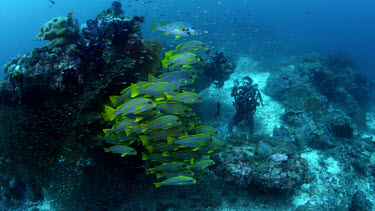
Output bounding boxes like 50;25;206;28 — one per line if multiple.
167;134;212;148
102;118;139;136
105;97;156;121
104;145;137;157
140;115;181;132
138;127;187;143
148;162;189;173
156;101;194;117
161;52;200;68
193;126;218;136
109;81;148;106
131;82;179;99
154;176;196;187
166;92;202;104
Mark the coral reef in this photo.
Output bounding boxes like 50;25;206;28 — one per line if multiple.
265;52;374;146
35;16;80;42
0;3;155;210
214;134;308;191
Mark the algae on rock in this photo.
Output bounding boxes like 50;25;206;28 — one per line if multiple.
35;16;80;42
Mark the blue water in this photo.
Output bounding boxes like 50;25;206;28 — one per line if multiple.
1;0;375;79
1;0;375;80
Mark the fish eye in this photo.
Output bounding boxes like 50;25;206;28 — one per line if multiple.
176;119;180;122
174;89;178;92
189;76;193;79
152;107;157;110
195;56;198;58
147;101;152;104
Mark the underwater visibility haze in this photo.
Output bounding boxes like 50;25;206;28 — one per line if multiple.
0;0;375;210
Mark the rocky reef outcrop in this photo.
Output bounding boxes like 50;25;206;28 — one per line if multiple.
0;2;161;210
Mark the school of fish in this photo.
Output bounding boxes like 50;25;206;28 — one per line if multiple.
100;40;226;187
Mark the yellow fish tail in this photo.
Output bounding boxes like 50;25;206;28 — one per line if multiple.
131;83;140;98
148;74;156;83
142;152;149;161
154;182;162;188
139;135;149;146
167;137;174;145
103;129;111;137
109;95;119;107
140;123;148;132
105;106;117;121
164;50;175;59
161;58;169;68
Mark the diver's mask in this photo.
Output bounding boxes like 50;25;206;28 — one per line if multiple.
242;80;252;88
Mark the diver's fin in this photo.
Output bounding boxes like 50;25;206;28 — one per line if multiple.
152;19;157;32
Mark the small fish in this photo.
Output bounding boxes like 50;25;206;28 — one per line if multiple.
49;0;55;4
168;134;212;148
67;12;74;18
190;159;215;170
155;170;194;179
105;97;156;121
104;145;137;157
131;82;179;99
152;19;197;39
154;176;196;187
148;162;189;173
161;52;200;68
166;92;202;104
140;115;181;132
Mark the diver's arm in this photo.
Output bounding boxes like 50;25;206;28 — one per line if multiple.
231;79;239;97
257;89;264;106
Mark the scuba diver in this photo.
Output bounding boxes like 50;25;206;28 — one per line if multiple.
228;76;263;135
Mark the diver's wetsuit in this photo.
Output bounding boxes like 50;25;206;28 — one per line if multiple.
228;79;262;135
